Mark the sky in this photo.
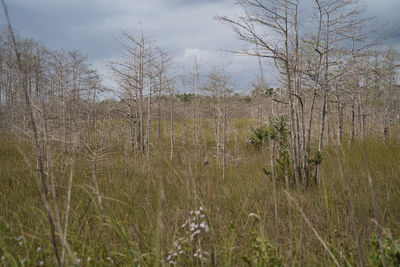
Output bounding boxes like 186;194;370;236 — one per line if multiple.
3;0;400;93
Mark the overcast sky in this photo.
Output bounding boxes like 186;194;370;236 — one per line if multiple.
3;0;400;92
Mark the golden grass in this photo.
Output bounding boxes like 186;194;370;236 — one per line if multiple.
0;122;399;266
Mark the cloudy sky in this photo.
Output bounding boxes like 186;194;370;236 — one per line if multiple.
3;0;400;92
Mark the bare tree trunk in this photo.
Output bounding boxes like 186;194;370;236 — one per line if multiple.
157;81;162;144
170;85;174;161
128;104;135;149
351;94;356;142
193;58;198;158
146;73;152;161
294;1;305;183
140;85;144;153
157;59;164;144
284;0;300;187
135;85;140;150
317;90;327;183
316;11;330;184
222;91;227;180
195;62;203;158
213;90;220;162
270;139;278;241
62;73;67;153
359;93;365;139
336;94;343;147
326;99;332;144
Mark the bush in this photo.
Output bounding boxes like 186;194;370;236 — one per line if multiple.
369;228;400;267
243;234;283;267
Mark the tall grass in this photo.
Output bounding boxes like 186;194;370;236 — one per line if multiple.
0;121;399;266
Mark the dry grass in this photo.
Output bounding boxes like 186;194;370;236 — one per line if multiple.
0;122;399;266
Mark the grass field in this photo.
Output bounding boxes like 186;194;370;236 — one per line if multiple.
0;120;399;266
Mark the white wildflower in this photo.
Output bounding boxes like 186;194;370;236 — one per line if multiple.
191;229;201;239
199;221;210;232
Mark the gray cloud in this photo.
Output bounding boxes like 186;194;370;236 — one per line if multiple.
4;0;399;92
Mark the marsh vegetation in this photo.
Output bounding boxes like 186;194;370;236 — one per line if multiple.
0;0;400;266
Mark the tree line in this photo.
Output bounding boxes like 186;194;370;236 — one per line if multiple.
0;1;399;184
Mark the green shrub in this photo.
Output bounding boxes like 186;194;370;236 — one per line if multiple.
243;234;283;267
369;228;400;267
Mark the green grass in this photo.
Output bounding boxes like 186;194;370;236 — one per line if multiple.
0;121;399;266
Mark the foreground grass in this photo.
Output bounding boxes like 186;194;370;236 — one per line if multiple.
0;126;399;266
